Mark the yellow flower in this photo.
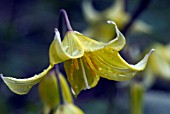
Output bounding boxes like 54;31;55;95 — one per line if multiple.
54;103;84;114
49;21;153;95
82;0;152;42
144;43;170;82
0;21;153;96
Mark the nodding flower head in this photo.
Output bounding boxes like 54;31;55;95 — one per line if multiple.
49;20;154;95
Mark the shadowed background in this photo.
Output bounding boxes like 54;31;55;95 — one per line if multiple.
0;0;170;114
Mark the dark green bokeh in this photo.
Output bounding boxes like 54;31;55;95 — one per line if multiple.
0;0;170;114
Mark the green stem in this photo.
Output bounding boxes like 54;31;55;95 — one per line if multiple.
54;65;65;105
130;81;143;114
122;0;152;35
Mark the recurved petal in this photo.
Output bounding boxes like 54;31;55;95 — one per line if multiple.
64;58;100;96
75;21;125;52
88;48;154;81
1;65;52;95
49;29;84;66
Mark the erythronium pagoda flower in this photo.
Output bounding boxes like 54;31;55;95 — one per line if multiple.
49;20;154;95
1;20;154;96
82;0;152;42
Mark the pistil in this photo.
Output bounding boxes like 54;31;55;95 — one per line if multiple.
80;58;90;89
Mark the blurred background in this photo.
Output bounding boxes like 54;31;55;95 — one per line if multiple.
0;0;170;114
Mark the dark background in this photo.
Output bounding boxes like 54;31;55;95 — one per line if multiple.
0;0;170;114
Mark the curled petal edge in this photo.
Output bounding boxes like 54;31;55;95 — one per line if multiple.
1;65;52;95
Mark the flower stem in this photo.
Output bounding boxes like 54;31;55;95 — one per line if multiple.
122;0;152;35
124;0;128;12
59;9;73;31
54;65;64;105
130;81;143;114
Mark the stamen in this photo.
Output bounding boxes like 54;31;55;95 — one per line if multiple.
70;60;75;81
90;69;96;77
89;56;99;70
73;59;79;70
80;58;90;89
83;55;97;77
83;55;96;70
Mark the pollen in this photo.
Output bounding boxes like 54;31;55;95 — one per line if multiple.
73;59;79;70
84;55;99;71
89;56;99;70
83;55;95;70
70;60;75;81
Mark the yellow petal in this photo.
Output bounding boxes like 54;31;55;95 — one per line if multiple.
49;29;84;66
39;70;60;112
149;43;170;79
87;49;154;81
1;65;52;95
104;0;129;26
64;58;100;95
39;70;73;113
143;65;155;89
132;20;152;34
60;72;73;103
83;22;116;42
75;21;125;52
55;103;84;114
82;0;100;22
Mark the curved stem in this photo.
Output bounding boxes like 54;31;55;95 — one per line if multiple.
124;0;128;12
59;9;73;31
130;81;143;114
58;10;63;39
54;65;65;105
122;0;152;35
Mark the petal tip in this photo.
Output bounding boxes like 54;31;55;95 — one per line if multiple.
107;20;116;25
0;74;4;79
54;28;60;36
150;49;155;54
147;48;155;57
54;28;61;43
